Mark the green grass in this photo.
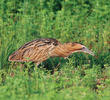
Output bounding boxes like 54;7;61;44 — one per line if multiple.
0;0;110;100
0;63;110;100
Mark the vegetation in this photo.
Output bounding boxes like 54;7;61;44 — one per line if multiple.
0;0;110;100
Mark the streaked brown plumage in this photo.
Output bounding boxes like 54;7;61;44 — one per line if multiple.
9;38;94;66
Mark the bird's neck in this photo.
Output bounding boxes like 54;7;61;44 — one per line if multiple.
51;43;76;57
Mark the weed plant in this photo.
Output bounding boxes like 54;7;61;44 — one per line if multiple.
0;0;110;100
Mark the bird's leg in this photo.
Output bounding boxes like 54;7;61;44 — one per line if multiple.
34;62;40;68
64;57;68;59
20;63;25;72
53;58;61;74
56;60;61;69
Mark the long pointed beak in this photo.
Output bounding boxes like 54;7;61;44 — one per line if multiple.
81;47;94;56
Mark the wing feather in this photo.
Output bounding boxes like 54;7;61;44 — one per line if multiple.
9;38;61;63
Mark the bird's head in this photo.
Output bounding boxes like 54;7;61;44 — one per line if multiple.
67;42;94;56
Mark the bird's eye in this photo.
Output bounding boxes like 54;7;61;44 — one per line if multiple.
82;47;85;49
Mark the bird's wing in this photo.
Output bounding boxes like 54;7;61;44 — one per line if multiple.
9;38;61;62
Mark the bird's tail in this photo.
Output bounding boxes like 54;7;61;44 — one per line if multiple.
8;51;23;62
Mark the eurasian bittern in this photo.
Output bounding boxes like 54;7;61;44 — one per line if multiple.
9;38;94;66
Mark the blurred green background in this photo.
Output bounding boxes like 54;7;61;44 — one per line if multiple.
0;0;110;100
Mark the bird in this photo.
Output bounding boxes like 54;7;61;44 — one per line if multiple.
9;38;94;66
